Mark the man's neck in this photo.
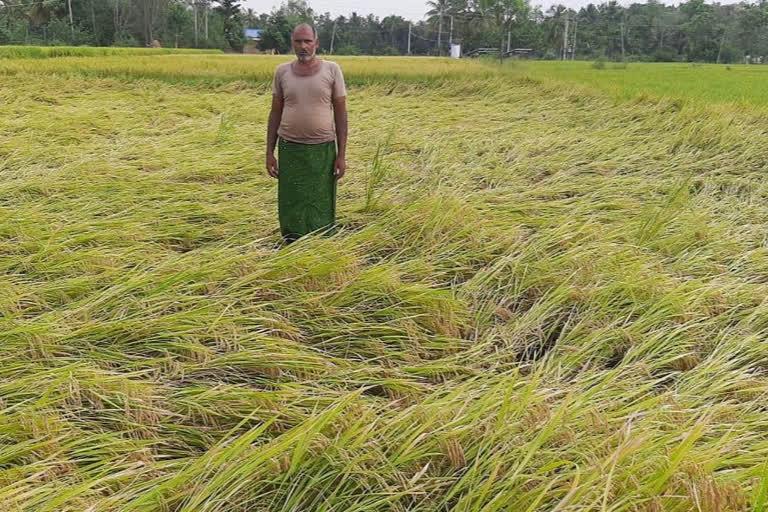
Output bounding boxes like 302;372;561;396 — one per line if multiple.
295;56;318;68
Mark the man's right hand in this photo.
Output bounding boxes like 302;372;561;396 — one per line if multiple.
266;154;279;178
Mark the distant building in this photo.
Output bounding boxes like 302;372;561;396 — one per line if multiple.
244;28;264;54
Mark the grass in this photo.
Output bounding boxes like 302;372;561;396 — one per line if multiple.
1;54;768;510
517;60;768;109
0;45;221;59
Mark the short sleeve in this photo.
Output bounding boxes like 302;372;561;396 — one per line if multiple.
332;64;347;99
272;69;283;97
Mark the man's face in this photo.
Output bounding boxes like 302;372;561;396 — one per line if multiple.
293;27;318;63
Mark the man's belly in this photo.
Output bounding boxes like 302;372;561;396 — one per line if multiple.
279;104;336;144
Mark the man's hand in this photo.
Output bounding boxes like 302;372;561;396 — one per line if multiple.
266;154;279;178
334;156;346;180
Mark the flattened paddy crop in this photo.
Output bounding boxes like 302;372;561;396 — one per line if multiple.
2;54;768;511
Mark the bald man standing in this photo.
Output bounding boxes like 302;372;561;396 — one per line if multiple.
266;23;348;243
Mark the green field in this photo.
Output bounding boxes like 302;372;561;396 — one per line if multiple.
2;54;768;511
518;60;768;109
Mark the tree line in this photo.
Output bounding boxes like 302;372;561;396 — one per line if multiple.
1;0;767;62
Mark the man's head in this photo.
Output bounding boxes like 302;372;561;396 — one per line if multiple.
292;23;318;64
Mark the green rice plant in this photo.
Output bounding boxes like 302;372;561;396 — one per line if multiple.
363;131;393;211
215;112;235;144
591;56;607;69
754;462;768;512
518;59;768;109
636;177;691;244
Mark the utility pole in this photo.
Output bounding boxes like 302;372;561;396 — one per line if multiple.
507;30;511;53
113;1;119;37
330;20;337;54
500;27;504;64
449;15;453;46
659;26;664;52
204;2;209;41
716;26;727;64
620;21;625;61
437;9;443;56
571;19;578;60
194;1;199;47
90;0;97;39
407;22;412;55
562;12;569;60
67;0;74;39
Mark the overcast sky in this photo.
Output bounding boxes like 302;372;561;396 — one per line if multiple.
240;0;631;21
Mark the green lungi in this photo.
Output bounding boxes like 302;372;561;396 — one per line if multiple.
278;137;337;241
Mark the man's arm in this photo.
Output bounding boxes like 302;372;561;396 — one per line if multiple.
333;96;347;179
266;94;284;178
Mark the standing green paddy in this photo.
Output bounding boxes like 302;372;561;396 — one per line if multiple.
517;60;768;108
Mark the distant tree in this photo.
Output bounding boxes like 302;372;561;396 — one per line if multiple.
258;0;314;53
734;1;768;58
476;0;530;61
680;0;719;60
215;0;245;51
244;8;258;27
260;23;287;52
133;0;170;46
167;0;190;47
0;0;767;61
27;0;52;28
426;0;451;54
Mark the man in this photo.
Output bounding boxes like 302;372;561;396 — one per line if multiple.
266;23;348;243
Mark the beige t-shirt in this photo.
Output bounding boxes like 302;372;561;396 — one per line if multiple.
272;60;347;144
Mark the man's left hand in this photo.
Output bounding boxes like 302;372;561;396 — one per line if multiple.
334;157;346;180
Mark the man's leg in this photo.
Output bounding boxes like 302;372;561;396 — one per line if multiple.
277;138;308;241
278;139;337;242
305;141;337;236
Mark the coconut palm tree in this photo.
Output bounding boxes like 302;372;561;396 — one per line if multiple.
26;0;52;27
245;7;258;27
426;0;451;55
